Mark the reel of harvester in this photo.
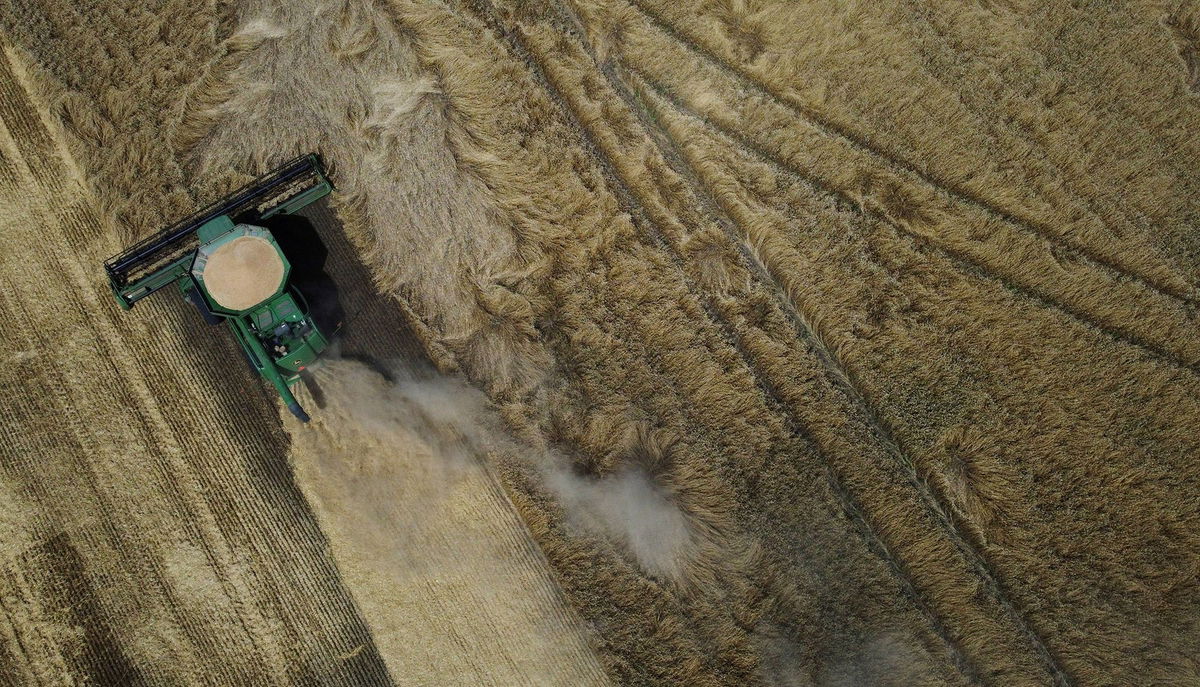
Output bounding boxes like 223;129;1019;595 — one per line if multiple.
104;153;337;422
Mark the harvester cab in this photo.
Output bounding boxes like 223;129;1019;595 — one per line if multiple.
103;154;337;422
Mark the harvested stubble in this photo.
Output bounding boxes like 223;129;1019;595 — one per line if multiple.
1;0;1199;685
0;44;394;685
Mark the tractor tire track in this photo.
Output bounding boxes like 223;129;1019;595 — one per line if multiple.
892;0;1145;250
599;52;1073;687
594;11;1200;374
545;3;1073;684
629;68;1200;379
446;1;990;682
620;0;1196;304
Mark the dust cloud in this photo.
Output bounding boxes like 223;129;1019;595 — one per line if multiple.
298;355;697;580
543;466;694;579
283;356;616;686
3;349;37;364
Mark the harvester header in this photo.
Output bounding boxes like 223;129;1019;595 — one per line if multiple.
106;154;332;308
102;153;338;422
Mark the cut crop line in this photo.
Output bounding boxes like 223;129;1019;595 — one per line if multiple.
549;3;1071;680
137;301;393;679
26;200;281;678
1;567;68;684
632;68;1200;379
448;1;988;682
0;117;246;673
2;47;392;676
473;458;612;680
621;0;1195;305
0;147;18;190
114;296;387;670
0;281;231;673
0;55;60;195
0;401;138;686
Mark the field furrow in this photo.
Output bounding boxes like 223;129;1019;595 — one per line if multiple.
619;0;1197;300
615;49;1200;684
581;6;1092;684
549;11;1073;684
0;83;386;681
449;0;1072;682
621;69;1074;685
0;44;396;685
621;65;1200;376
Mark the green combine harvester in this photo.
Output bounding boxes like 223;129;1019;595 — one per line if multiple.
104;154;337;422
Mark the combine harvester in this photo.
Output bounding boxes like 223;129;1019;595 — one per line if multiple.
104;154;337;422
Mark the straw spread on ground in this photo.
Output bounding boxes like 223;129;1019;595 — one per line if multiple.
1;0;1199;686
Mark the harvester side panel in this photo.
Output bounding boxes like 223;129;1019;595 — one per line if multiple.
229;316;309;422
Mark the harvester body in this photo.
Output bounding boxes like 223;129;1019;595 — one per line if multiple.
103;154;336;422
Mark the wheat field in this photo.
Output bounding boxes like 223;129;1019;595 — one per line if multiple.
1;0;1199;685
